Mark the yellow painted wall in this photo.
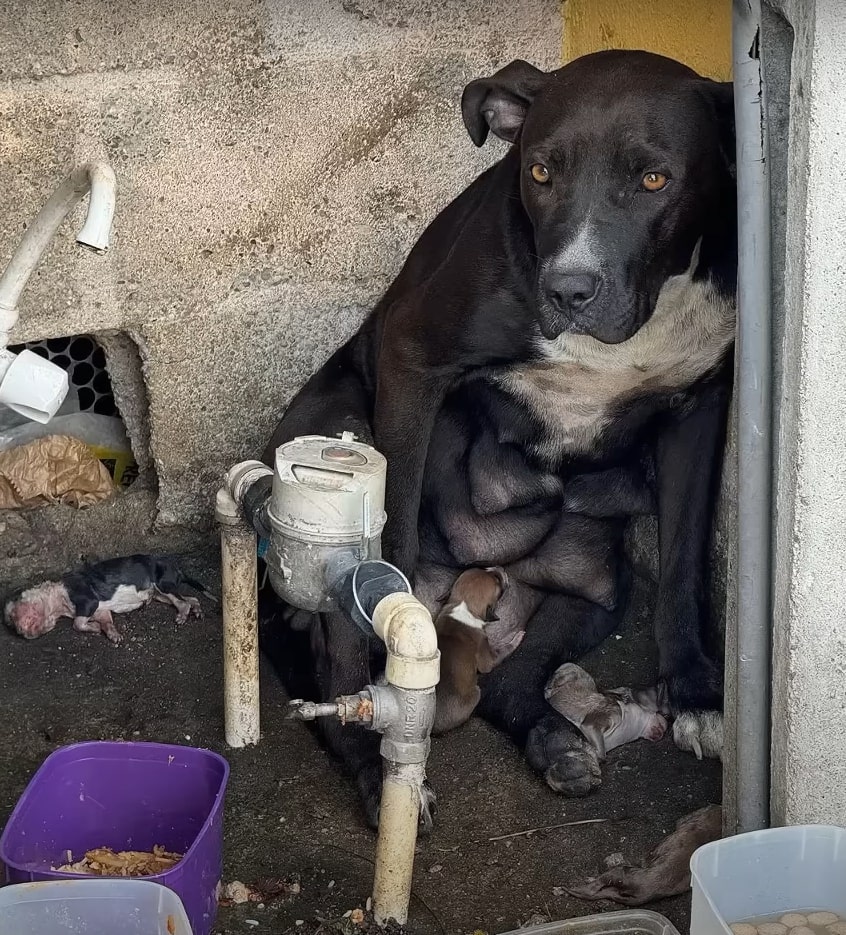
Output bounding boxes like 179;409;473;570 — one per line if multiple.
562;0;732;80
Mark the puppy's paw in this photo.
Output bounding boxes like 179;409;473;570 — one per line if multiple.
672;710;723;761
564;867;648;906
526;713;602;797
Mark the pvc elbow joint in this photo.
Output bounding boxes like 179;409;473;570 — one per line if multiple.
0;347;69;424
370;592;440;690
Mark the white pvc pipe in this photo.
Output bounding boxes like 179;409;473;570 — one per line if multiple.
0;347;69;423
372;763;425;926
0;161;117;347
217;488;261;747
371;591;440;689
370;592;439;925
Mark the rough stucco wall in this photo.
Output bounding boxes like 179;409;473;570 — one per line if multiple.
0;0;562;586
769;0;846;826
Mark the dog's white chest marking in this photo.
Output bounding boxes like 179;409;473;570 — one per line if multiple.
101;585;152;614
500;271;735;461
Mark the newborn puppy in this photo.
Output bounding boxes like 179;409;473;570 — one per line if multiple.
4;554;213;644
433;566;509;735
565;804;723;905
544;663;669;757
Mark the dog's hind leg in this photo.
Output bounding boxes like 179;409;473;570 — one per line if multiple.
153;589;201;623
262;339;375;459
89;608;122;644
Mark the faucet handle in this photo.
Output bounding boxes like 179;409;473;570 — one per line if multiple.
286;692;374;725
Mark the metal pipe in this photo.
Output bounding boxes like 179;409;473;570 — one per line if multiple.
732;0;773;834
0;161;117;345
216;487;261;747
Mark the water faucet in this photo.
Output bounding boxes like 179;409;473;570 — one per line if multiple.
218;434;440;926
288;589;438;925
0;161;116;423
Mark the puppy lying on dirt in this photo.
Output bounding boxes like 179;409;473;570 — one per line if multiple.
4;554;213;644
544;662;670;757
565;804;722;905
433;566;511;734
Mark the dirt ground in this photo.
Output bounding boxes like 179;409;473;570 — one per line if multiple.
0;558;719;935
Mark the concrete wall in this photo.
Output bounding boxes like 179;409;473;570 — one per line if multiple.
563;0;732;80
768;0;846;826
0;0;563;587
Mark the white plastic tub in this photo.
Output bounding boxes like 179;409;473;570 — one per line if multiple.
0;878;192;935
499;910;681;935
691;825;846;935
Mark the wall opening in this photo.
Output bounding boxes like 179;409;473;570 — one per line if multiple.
4;332;153;492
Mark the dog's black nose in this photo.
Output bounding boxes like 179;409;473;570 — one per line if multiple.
545;271;601;314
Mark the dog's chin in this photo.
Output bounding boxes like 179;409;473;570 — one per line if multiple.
536;297;648;345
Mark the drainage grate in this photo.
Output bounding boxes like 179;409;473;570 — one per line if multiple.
8;335;118;417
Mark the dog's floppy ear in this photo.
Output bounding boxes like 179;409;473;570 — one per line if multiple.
461;60;547;147
699;79;736;177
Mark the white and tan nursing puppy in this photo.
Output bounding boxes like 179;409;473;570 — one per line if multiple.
433;567;510;735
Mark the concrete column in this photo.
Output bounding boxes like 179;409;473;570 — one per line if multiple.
770;0;846;825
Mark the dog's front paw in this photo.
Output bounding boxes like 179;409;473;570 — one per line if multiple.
672;710;723;760
664;664;724;760
355;763;438;834
526;713;602;796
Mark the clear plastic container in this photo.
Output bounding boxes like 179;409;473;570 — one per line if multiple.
690;825;846;935
0;878;192;934
499;909;681;935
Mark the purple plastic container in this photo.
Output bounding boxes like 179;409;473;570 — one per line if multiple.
0;741;229;935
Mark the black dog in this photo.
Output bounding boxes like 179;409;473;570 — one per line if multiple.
260;50;736;827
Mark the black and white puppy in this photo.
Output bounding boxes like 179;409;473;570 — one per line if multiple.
4;554;213;644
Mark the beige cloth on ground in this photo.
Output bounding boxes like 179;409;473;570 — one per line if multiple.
0;434;115;509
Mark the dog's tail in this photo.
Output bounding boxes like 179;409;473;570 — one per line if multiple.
181;574;219;603
152;552;219;603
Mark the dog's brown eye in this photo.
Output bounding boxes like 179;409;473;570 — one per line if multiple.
531;163;550;184
641;172;668;192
